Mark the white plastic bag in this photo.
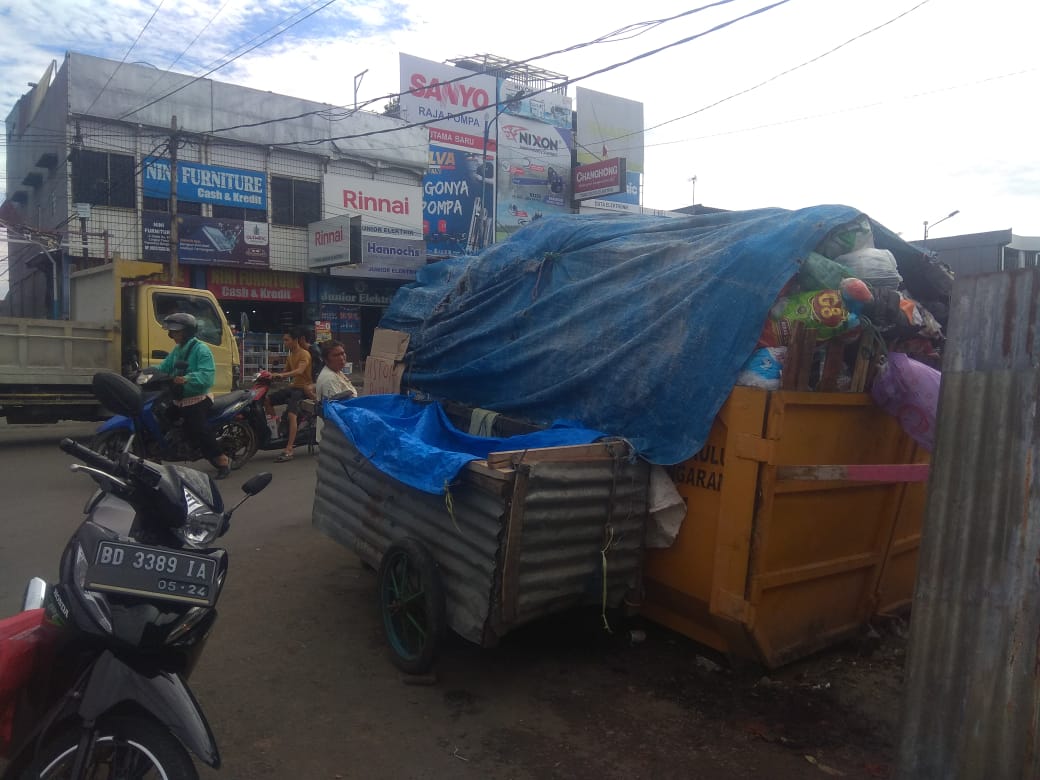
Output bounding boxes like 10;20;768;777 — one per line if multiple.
836;247;903;290
645;466;686;549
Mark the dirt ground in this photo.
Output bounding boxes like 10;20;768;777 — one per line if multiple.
450;610;908;780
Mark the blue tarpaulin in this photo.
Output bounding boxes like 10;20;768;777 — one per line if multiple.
380;206;868;464
324;394;609;494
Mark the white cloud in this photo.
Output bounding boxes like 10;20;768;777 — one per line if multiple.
2;0;1038;243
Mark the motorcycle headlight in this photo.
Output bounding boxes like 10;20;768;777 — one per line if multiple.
175;488;225;546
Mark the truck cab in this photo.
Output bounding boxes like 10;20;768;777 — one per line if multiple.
0;259;238;423
126;285;237;392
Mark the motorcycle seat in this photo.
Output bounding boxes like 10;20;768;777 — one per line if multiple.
211;390;250;415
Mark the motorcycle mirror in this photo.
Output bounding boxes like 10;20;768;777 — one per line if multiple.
242;473;272;496
92;370;144;417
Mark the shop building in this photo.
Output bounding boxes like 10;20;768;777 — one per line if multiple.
3;52;428;367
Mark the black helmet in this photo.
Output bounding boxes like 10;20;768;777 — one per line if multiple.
163;312;197;337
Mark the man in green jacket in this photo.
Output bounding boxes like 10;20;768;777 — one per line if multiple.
159;313;231;479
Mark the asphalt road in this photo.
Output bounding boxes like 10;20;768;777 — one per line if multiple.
0;421;892;779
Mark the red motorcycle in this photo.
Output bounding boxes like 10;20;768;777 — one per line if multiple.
244;371;318;456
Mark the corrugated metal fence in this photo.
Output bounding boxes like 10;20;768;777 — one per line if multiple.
899;268;1040;778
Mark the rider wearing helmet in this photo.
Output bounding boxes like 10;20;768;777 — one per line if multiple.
157;312;231;479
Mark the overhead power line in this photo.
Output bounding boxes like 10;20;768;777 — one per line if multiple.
82;0;167;117
208;0;746;135
132;0;233;110
263;0;795;148
119;0;340;120
629;0;935;142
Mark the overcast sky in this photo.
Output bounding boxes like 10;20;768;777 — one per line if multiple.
1;0;1037;296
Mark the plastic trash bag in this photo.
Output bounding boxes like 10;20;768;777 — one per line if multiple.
836;247;903;290
798;252;851;291
870;352;941;452
736;347;787;390
646;466;687;549
817;215;873;260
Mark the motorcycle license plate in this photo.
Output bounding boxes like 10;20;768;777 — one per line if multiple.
86;541;218;607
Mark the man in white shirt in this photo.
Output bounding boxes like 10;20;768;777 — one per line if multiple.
314;340;358;441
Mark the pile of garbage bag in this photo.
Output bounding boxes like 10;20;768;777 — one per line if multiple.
735;213;949;449
381;206;951;464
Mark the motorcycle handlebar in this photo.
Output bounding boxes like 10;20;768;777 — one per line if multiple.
60;437;121;475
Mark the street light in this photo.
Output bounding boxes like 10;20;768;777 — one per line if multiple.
923;209;960;241
688;175;697;206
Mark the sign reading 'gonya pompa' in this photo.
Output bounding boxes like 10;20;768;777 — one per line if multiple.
143;157;267;209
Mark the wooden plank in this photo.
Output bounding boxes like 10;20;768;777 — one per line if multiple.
499;467;530;625
849;330;873;393
794;327;817;391
486;440;625;470
781;321;806;390
818;340;845;392
777;464;931;483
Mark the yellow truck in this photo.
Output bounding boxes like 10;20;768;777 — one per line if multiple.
0;259;238;424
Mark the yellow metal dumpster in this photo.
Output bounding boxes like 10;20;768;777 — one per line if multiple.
640;386;929;668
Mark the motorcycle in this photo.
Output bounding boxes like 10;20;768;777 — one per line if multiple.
92;366;258;469
0;370;272;779
243;371;318;456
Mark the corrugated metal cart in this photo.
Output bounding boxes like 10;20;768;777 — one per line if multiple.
312;423;650;673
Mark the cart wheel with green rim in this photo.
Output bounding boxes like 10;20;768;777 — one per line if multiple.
378;537;446;675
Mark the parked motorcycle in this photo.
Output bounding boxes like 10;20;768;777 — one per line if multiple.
92;366;257;469
244;370;318;456
0;370;272;779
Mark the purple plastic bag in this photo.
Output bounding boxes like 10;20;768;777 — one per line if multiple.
870;352;941;452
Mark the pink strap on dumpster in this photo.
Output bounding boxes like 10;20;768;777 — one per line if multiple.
776;464;931;483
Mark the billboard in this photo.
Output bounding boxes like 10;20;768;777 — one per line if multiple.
575;87;644;174
308;214;361;269
321;174;426;280
323;174;422;239
142;212;269;267
495;113;573;240
574;158;626;200
400;53;498;257
399;53;497;149
499;79;572;130
423;144;495;257
143;158;267;209
206;268;304;302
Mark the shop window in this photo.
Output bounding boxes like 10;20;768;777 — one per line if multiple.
271;176;320;227
143;196;202;215
212;204;267;221
153;292;223;347
71;149;135;208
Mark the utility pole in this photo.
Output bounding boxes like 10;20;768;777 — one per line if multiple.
169;115;179;285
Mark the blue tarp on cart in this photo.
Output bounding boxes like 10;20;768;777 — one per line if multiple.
381;206;867;464
324;394;608;494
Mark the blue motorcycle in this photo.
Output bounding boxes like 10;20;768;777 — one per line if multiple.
91;367;258;470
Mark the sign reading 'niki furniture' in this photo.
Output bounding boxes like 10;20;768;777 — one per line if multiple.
143;158;267;210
